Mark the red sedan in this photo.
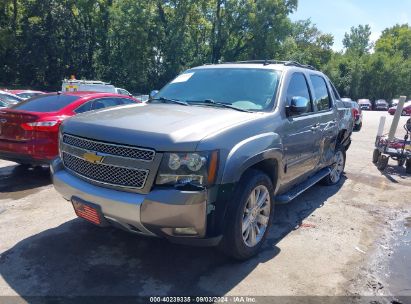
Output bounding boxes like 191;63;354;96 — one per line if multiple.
0;92;140;165
388;101;411;116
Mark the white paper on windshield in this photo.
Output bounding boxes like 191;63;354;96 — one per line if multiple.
171;73;194;83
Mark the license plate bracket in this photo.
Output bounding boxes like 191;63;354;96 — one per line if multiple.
71;197;108;226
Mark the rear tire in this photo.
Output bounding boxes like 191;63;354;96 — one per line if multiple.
406;160;411;174
377;155;389;171
372;149;381;164
322;145;346;186
219;169;274;260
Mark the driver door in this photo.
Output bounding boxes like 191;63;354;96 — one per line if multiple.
282;72;322;185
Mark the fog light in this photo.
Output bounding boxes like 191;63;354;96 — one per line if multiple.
173;227;198;236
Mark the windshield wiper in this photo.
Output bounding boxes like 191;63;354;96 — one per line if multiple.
188;99;251;112
149;97;189;106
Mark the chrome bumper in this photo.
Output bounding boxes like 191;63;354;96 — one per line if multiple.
51;158;207;238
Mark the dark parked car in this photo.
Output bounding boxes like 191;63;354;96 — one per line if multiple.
375;99;389;111
52;60;353;260
9;90;46;100
0;90;23;106
0;92;140;165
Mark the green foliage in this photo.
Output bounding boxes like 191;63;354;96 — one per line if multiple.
326;24;411;101
0;0;410;101
375;24;411;59
343;24;372;56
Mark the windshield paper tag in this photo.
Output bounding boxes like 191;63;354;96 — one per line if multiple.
171;73;194;83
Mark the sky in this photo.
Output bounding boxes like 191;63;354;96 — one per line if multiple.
291;0;411;51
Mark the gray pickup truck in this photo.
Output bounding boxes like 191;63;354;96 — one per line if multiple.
52;61;352;260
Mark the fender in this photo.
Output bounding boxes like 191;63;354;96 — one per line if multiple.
221;132;283;188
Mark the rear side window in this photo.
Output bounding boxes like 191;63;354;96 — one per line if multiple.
12;95;79;112
74;101;93;114
330;82;341;101
117;89;130;95
121;98;136;105
92;98;123;110
286;73;313;113
75;97;133;113
310;75;331;111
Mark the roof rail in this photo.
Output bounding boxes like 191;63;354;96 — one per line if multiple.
213;60;317;70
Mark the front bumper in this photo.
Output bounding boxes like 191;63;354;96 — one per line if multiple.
51;158;221;246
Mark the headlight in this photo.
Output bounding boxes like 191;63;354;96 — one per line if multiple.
156;151;218;186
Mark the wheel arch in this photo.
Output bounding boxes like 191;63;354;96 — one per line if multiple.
337;128;351;150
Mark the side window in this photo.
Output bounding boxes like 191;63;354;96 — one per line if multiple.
310;75;331;111
286;73;313;115
92;98;123;110
330;82;341;101
74;101;93;114
118;89;130;95
121;98;136;105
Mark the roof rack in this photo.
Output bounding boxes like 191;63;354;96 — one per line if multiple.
210;60;317;70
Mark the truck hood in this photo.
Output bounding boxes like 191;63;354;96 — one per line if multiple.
61;103;258;151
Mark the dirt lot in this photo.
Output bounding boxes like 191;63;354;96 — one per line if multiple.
0;111;410;299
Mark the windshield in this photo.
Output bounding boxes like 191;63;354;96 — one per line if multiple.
12;94;80;112
156;68;281;112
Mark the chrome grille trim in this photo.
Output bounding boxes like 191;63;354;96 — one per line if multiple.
63;134;155;162
62;152;149;190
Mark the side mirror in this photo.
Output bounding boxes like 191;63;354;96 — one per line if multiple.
149;90;159;99
287;96;310;116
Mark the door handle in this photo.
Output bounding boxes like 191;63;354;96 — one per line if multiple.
311;123;320;131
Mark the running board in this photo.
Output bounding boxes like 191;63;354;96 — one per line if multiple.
275;168;331;204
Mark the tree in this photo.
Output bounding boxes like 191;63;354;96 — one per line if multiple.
280;19;334;68
375;24;411;59
343;24;372;56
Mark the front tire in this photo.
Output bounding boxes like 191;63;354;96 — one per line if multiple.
377;155;389;171
373;149;381;164
219;169;274;260
322;145;346;186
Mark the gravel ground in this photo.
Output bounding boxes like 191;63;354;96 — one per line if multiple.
0;111;410;299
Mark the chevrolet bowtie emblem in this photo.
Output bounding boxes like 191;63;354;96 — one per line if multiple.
83;152;105;164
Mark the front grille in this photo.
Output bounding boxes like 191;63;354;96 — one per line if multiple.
62;152;148;189
63;134;155;161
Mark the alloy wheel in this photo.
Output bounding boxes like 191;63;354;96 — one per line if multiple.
242;185;271;247
330;151;344;183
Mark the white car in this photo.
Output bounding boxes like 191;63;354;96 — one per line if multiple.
0;90;23;107
62;79;131;95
